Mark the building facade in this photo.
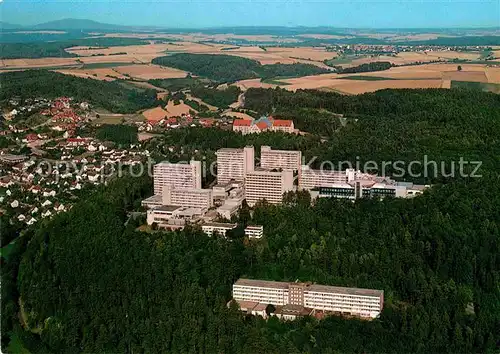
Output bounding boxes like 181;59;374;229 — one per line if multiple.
260;146;302;172
232;278;384;319
299;166;357;190
162;185;213;210
153;160;202;195
201;222;237;237
245;225;264;239
216;146;255;184
245;169;295;206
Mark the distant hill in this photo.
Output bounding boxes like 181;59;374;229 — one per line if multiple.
32;19;128;31
0;22;24;30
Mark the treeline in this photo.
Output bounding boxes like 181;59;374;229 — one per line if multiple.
0;37;148;59
0;70;160;113
148;77;205;92
190;86;241;108
96;124;138;145
9;167;500;353
243;88;500;180
152;54;329;83
331;61;393;73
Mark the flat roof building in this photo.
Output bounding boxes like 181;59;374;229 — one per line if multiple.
162;185;212;210
232;278;384;319
245;225;264;239
245;169;294;206
202;222;237;237
260;146;302;172
216;146;254;184
153;160;202;195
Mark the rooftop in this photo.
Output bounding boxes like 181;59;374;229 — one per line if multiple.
234;278;383;297
235;278;290;290
154;205;183;212
202;222;237;228
306;284;383;297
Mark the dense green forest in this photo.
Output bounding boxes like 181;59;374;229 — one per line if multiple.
148;77;207;92
152;54;329;82
2;87;500;353
190;86;241;108
0;70;160;113
95;124;138;145
333;61;394;73
0;37;148;59
5;165;500;353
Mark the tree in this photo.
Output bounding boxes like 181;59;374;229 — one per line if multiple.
457;65;463;71
265;304;276;316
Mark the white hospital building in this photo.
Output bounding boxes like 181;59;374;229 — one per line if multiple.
260;146;302;172
216;146;255;184
153;160;202;195
232;278;384;320
244;169;295;206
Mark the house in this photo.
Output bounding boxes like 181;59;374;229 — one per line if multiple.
10;200;19;208
41;200;52;207
17;214;26;221
42;210;52;218
26;216;37;225
30;185;42;194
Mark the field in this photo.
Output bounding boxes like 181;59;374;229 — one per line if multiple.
3;31;500;95
113;64;187;80
233;63;500;94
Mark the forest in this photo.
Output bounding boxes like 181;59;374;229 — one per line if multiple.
152;54;329;82
189;86;241;108
0;37;148;59
4;163;500;353
1;87;500;353
0;70;160;113
95;124;138;145
334;61;394;73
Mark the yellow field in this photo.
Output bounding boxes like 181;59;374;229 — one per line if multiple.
232;63;500;94
113;64;187;80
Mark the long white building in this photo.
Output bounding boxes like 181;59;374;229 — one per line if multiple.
232;278;384;319
153;160;202;195
260;146;302;172
216;146;255;184
299;166;357;190
162;185;213;210
245;169;294;206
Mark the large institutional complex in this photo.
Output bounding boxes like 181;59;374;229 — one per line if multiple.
231;278;384;320
215;146;254;184
232;117;295;135
153;160;202;195
143;145;428;231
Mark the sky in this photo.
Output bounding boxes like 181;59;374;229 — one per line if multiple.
1;0;499;28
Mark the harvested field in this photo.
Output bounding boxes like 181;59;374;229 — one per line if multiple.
54;68;127;81
442;70;488;82
113;64;187;80
0;58;80;69
325;79;444;94
425;51;482;61
485;67;500;83
265;47;338;62
165;100;196;118
234;78;278;90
